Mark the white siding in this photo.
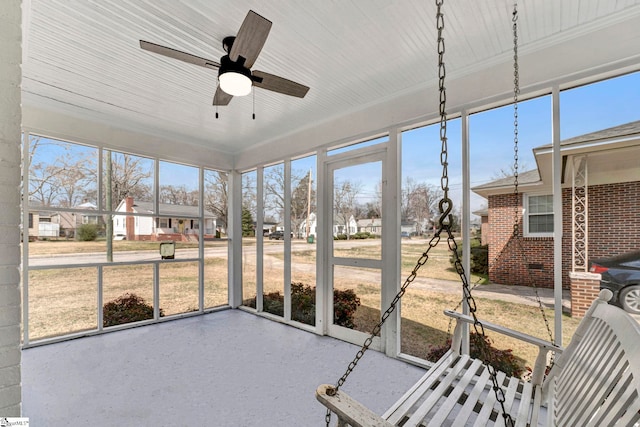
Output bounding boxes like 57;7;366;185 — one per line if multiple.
0;0;22;415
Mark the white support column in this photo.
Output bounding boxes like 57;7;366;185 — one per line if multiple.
283;161;292;321
228;170;243;308
0;0;23;415
461;110;470;355
198;167;205;311
383;128;400;357
551;86;563;345
315;150;328;335
256;167;264;312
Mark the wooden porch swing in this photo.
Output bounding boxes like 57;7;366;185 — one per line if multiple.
316;1;640;426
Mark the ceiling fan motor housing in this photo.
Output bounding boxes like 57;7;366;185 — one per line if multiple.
218;54;251;79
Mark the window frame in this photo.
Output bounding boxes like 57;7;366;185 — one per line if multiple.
523;193;554;237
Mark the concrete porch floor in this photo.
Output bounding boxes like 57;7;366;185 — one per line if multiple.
22;309;424;426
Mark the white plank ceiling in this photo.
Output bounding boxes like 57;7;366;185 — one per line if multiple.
21;0;640;157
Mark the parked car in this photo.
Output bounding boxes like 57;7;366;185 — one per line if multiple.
401;231;411;239
589;250;640;314
268;230;292;240
268;230;285;240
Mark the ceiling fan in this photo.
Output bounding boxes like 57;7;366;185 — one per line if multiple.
140;10;309;106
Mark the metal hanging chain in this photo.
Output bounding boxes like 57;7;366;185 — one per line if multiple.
326;1;514;425
324;229;445;426
509;3;556;352
512;3;520;237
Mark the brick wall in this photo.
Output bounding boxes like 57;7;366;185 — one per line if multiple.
488;180;640;289
0;0;22;415
488;193;555;288
569;272;601;317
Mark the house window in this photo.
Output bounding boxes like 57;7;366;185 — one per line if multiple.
158;218;169;228
28;213;33;228
525;194;553;236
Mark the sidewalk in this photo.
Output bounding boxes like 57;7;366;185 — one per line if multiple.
409;276;571;312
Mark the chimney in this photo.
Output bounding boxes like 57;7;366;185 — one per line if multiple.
126;197;135;240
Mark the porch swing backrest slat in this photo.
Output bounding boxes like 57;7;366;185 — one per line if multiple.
316;290;640;426
545;293;640;426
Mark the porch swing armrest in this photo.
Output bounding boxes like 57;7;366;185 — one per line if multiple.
444;310;564;385
316;384;394;427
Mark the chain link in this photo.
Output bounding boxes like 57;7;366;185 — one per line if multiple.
325;232;442;425
325;1;516;425
512;4;520;239
509;2;555;367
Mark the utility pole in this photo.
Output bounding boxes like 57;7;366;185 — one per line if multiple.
306;168;312;238
105;150;113;262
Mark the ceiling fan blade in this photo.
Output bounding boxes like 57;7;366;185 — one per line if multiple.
213;86;233;106
252;71;310;98
229;10;272;68
140;40;220;70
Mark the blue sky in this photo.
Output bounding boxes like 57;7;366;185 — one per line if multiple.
220;69;640;219
31;71;639;215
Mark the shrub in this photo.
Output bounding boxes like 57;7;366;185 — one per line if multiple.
263;291;285;316
426;332;526;378
353;231;376;239
333;288;361;328
77;223;99;241
244;283;361;328
334;233;348;240
449;243;489;275
103;293;164;327
290;282;316;325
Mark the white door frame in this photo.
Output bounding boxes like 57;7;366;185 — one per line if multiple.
319;141;398;352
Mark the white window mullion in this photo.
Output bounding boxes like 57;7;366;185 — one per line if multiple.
256;167;264;312
284;161;292;321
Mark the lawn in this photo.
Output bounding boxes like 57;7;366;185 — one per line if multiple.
27;257;228;340
25;236;578;374
25;238;227;256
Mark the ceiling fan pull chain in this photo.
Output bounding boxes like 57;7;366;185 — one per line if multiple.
253;89;256;120
216;105;219;119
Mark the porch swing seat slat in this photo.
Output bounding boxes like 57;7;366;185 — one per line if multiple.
317;290;640;426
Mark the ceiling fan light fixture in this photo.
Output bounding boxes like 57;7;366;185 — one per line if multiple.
218;55;252;96
219;71;252;96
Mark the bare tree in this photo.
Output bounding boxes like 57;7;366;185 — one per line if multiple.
291;170;315;238
159;184;198;206
401;177;441;235
260;166;316;237
368;181;382;219
333;179;363;239
263;165;286;222
106;152;153;208
242;172;257;217
204;171;228;228
28;137;97;207
491;162;530;180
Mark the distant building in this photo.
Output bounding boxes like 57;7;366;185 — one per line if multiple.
113;196;219;241
473;121;640;289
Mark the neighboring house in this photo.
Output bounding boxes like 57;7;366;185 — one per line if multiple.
51;201;101;238
472;207;489;245
27;201;100;240
28;211;59;239
334;215;358;236
357;218;382;235
472;121;640;289
113;196;218;241
27;211;39;240
299;212;318;238
298;212;358;238
401;220;420;236
257;221;278;236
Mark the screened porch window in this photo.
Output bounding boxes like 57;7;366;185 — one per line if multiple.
525;194;553;236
